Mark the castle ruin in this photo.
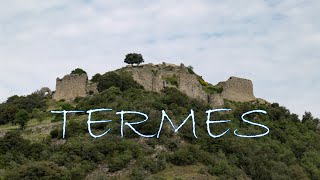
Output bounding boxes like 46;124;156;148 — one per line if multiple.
52;73;97;102
52;63;256;106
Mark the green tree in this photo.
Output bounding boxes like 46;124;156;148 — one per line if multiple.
31;108;45;123
15;109;29;129
91;73;101;83
124;53;144;66
302;111;313;123
96;72;143;92
71;68;87;75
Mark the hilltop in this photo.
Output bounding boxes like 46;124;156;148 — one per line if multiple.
52;62;261;107
0;62;319;179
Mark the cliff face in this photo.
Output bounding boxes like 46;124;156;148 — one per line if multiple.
52;63;256;106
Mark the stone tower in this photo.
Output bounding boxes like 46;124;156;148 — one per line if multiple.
53;73;97;102
220;76;255;102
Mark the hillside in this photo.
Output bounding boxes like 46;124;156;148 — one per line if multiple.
0;64;319;179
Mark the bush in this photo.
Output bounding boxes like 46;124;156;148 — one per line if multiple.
163;74;178;86
187;65;194;74
5;161;70;179
15;109;29;129
170;147;196;166
203;84;223;94
198;79;209;86
50;129;60;139
108;151;133;172
97;72;143;92
71;68;87;75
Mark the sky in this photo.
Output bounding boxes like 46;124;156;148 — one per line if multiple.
0;0;319;118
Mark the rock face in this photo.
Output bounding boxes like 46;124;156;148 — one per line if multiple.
53;73;97;102
220;76;255;102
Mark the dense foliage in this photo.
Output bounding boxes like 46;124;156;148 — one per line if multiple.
71;68;87;75
0;72;319;179
0;92;47;125
94;71;143;92
124;53;144;66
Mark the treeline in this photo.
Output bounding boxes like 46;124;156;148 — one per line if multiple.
0;91;48;127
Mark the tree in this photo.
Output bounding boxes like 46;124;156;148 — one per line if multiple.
91;73;101;83
15;109;29;129
302;111;313;123
124;53;144;66
32;108;45;123
96;72;143;92
71;68;87;75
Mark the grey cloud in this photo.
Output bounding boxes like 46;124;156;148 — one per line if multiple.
0;0;319;118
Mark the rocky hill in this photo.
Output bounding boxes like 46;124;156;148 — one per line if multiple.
0;62;319;180
52;62;257;106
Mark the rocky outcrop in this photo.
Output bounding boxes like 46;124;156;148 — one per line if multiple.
53;73;97;101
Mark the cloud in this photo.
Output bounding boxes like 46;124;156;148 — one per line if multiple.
0;0;319;118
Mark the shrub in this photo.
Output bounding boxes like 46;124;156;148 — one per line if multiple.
5;161;70;179
108;151;133;172
71;68;87;75
97;72;143;92
163;74;178;86
203;84;223;94
198;79;209;86
170;147;196;166
15;109;29;129
187;65;195;74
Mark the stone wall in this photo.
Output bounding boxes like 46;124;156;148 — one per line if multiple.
125;65;255;106
124;63;225;107
221;76;255;102
53;63;255;106
53;73;97;101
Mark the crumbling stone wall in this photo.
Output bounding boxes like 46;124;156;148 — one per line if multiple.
87;82;98;95
220;76;255;102
125;63;223;107
125;64;255;106
53;63;255;106
53;73;97;101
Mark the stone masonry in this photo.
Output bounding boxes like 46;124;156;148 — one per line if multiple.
53;73;97;102
220;76;256;102
53;63;256;106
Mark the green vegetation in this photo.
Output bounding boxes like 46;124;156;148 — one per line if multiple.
71;68;87;75
0;92;47;125
203;84;223;94
95;71;143;92
0;69;319;179
91;73;101;83
187;65;195;74
163;74;178;86
198;78;209;86
199;77;223;94
15;109;29;129
124;53;144;66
